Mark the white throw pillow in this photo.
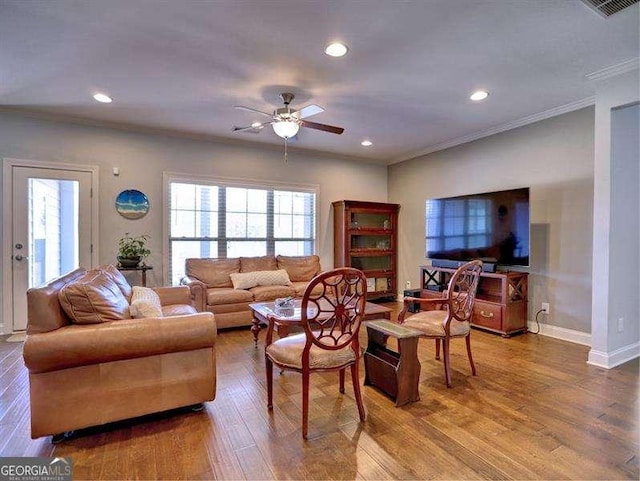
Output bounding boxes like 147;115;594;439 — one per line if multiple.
129;286;163;318
230;269;292;289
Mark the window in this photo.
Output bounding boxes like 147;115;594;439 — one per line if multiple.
166;176;316;285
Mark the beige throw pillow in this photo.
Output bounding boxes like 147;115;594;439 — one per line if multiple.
230;269;292;290
129;286;163;318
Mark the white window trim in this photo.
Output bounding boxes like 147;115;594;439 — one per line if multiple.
162;171;320;286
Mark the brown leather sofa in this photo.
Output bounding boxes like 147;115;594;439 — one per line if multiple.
181;255;321;329
23;266;217;439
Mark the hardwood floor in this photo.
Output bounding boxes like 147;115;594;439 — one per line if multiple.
1;302;638;480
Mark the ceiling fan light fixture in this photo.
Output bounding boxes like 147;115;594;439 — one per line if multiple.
470;90;489;101
272;120;300;139
324;42;348;57
93;92;113;103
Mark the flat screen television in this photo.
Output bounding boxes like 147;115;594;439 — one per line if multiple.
425;187;530;267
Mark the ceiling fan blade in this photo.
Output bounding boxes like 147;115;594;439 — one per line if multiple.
234;105;273;118
300;120;344;135
293;104;324;119
232;124;265;134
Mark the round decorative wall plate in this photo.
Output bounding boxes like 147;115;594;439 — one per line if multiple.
115;189;150;220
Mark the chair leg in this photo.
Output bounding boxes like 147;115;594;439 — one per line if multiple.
435;338;441;360
339;368;345;394
350;363;366;422
266;357;274;409
466;334;477;376
442;337;452;388
302;371;310;439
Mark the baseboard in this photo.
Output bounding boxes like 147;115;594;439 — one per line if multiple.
527;321;591;346
587;342;640;369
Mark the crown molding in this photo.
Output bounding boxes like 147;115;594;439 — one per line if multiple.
585;57;640;81
391;96;596;164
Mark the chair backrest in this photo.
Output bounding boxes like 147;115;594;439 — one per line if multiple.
300;267;367;351
445;260;483;323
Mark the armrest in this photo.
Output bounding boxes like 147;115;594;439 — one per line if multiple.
180;275;207;311
265;313;300;346
398;296;448;323
23;312;216;374
153;285;192;306
403;296;447;305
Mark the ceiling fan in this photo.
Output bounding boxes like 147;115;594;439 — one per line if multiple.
232;93;344;140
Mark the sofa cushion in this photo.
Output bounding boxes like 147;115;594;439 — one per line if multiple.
58;270;131;324
97;264;132;300
240;256;277;273
249;285;296;302
207;288;254;305
129;286;163;318
186;258;239;288
277;255;321;282
230;269;292;290
291;281;324;298
162;304;198;316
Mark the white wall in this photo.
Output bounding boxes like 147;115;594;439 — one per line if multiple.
0;112;388;333
589;68;640;368
389;107;595;335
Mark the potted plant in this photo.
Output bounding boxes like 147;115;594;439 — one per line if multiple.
117;233;151;268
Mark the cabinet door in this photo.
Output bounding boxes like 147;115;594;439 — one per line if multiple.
350;233;391;251
350;211;394;230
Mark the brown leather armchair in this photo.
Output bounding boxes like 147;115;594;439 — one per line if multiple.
23;267;217;439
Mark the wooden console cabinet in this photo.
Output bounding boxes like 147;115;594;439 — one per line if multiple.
419;266;528;337
333;200;400;300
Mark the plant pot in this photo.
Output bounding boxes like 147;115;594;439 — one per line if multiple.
117;256;141;268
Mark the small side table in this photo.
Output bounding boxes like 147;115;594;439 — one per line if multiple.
116;265;153;287
364;319;422;407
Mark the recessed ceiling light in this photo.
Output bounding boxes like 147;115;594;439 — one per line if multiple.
325;42;348;57
470;90;489;101
361;140;373;147
93;93;113;103
251;122;262;128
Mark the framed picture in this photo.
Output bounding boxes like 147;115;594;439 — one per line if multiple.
115;189;150;220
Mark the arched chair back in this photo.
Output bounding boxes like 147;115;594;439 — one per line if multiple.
300;268;367;355
445;259;483;324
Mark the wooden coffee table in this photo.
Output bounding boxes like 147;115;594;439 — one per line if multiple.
250;300;392;347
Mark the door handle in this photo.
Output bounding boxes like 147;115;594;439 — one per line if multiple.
14;254;29;262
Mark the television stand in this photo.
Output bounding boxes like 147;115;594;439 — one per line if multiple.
419;265;528;337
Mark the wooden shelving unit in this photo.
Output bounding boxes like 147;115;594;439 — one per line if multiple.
333;200;400;300
419;265;529;337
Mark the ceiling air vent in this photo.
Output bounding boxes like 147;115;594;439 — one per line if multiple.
581;0;639;17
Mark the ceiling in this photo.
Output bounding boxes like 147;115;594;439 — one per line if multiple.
1;1;638;165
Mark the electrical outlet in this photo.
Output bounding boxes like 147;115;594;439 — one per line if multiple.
406;280;411;288
617;317;624;333
541;302;550;314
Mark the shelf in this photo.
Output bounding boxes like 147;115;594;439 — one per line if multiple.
350;249;393;255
